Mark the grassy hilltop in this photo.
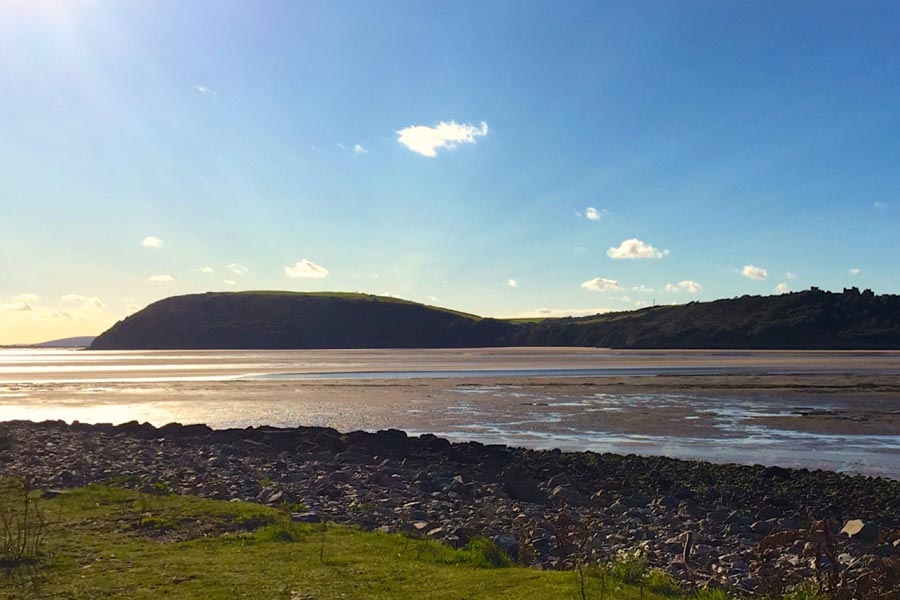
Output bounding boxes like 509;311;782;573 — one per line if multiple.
90;288;900;350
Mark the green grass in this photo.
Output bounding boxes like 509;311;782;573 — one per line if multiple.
1;480;682;600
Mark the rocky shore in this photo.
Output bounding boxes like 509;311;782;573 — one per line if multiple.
2;420;899;596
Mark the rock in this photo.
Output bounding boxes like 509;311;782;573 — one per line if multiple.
756;506;782;520
840;519;879;543
750;520;776;535
546;473;570;488
655;495;680;509
504;480;548;505
549;485;588;507
678;500;704;519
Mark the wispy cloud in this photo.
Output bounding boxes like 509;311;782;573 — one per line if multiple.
223;279;237;286
147;274;174;283
397;121;488;157
196;85;217;96
572;246;587;255
775;283;790;294
142;236;163;249
664;280;702;293
631;285;654;293
285;259;329;279
581;278;621;292
741;265;768;280
874;201;888;210
849;268;861;276
199;266;214;274
507;279;518;289
353;144;368;154
785;272;798;280
227;263;248;275
607;239;667;260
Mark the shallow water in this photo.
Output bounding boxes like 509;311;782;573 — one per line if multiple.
2;348;899;478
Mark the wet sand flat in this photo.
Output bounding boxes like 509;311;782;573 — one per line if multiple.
2;348;899;477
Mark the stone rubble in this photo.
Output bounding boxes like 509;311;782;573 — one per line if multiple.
2;419;899;596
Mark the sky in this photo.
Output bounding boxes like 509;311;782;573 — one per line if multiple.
2;1;900;343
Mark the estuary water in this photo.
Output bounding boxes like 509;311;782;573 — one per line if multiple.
2;347;899;478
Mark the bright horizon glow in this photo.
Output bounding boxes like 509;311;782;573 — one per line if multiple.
1;2;899;343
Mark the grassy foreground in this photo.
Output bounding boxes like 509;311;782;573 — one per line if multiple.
1;479;690;600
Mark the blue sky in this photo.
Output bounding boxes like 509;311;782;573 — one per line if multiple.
1;1;899;342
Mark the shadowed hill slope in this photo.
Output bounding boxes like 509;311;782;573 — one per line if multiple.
90;292;518;350
518;287;900;349
90;288;900;350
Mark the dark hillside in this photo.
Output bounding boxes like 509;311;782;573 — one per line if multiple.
91;288;900;350
91;292;517;350
515;287;900;349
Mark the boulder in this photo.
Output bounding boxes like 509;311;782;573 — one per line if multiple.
840;519;879;543
504;480;548;505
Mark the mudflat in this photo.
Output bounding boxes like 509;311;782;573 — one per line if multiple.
2;348;899;476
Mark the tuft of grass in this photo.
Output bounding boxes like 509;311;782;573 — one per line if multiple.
645;569;682;596
0;479;53;569
692;589;731;600
452;537;514;569
608;547;649;585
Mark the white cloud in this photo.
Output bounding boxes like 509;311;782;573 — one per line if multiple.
741;265;768;280
125;304;142;314
664;280;702;293
775;283;790;294
196;85;217;96
353;144;368;154
381;291;401;299
0;299;34;313
148;274;174;283
507;279;518;289
785;272;797;280
585;207;605;221
849;268;861;276
631;285;654;293
61;294;106;312
874;201;888;210
1;294;106;323
634;300;650;308
396;121;488;157
284;259;329;279
581;278;621;292
200;266;214;274
607;239;667;260
142;236;163;249
426;296;440;302
223;279;237;286
572;246;587;255
227;263;248;275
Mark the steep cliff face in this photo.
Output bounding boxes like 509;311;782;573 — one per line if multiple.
91;288;900;350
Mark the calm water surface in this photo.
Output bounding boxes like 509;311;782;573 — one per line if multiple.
2;348;899;478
